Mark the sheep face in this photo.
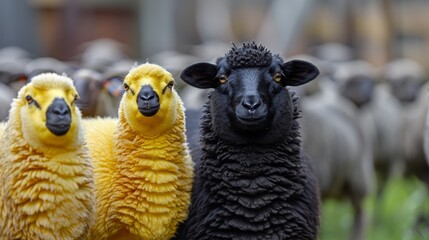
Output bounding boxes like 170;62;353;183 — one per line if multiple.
340;74;375;108
73;68;102;116
334;61;376;108
17;73;82;149
181;43;319;144
390;75;422;103
121;63;178;136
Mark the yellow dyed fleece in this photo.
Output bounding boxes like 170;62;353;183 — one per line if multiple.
85;104;194;240
85;63;194;240
0;77;94;240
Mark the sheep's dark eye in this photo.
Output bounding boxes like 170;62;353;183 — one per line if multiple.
219;75;228;84
25;95;34;104
273;73;283;83
72;94;79;105
167;81;174;88
25;95;40;108
123;83;130;91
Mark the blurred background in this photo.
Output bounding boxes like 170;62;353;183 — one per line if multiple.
3;0;429;67
1;0;429;239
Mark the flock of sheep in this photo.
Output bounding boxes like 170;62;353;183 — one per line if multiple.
0;40;428;240
296;48;429;240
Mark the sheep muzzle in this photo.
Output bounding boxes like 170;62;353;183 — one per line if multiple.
137;85;160;117
234;95;269;131
45;98;71;136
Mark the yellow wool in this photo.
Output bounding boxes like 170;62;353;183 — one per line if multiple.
85;63;194;240
0;122;6;136
0;73;95;240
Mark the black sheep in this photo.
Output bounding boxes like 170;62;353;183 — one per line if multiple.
176;42;320;240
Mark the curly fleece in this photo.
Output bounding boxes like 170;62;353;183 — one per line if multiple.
0;75;94;240
175;94;320;240
85;65;194;240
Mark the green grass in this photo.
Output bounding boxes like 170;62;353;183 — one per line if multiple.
320;177;429;240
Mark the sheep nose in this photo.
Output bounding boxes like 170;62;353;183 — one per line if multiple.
242;95;262;112
46;98;71;136
137;85;160;117
139;86;155;101
52;101;70;116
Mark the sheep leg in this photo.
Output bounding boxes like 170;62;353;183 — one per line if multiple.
375;168;388;201
373;167;389;224
349;193;366;240
412;172;429;236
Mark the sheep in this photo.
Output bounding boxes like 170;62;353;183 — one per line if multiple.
384;59;425;104
94;60;133;117
333;62;402;195
384;59;429;186
367;84;402;199
84;63;194;240
308;60;403;239
333;61;399;183
73;60;132;118
73;68;103;117
175;42;320;240
0;73;94;240
385;59;429;232
299;81;374;240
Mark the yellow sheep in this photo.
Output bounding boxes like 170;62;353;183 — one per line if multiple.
85;63;194;240
0;73;94;240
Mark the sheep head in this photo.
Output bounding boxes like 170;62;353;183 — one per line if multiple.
384;59;425;104
121;63;178;137
73;68;103;117
181;42;319;144
334;61;376;108
16;73;82;150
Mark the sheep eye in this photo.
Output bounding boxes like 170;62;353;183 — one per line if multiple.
219;75;228;84
25;95;40;108
167;81;174;88
25;95;34;104
273;73;283;82
72;94;79;104
123;83;130;91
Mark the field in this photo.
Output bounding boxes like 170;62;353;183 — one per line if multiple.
321;177;429;240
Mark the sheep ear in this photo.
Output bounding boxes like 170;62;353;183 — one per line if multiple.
180;63;219;89
281;60;319;86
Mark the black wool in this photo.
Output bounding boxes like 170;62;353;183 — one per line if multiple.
176;42;321;240
175;95;320;240
225;42;274;69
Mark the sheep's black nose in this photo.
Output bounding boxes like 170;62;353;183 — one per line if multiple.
139;86;156;101
241;95;262;112
46;98;71;136
51;101;70;116
137;85;160;117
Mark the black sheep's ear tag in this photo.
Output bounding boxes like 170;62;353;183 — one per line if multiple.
282;60;320;86
180;62;219;89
